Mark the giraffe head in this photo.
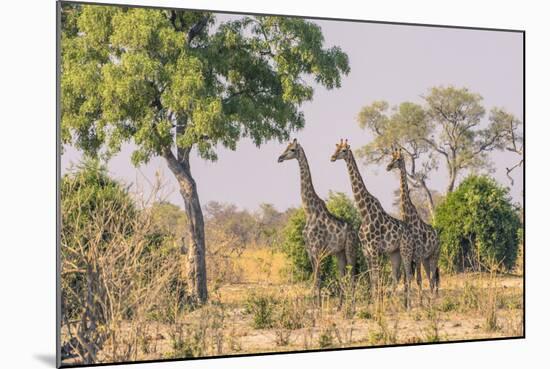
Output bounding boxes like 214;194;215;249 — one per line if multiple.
330;139;351;162
278;138;300;163
386;147;404;171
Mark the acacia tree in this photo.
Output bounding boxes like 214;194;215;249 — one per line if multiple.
61;4;349;303
356;101;439;215
356;86;509;217
423;86;508;193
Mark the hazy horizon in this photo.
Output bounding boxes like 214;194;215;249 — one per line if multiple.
61;12;524;214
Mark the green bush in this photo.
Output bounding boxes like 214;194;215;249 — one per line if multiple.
433;175;521;273
244;293;276;329
281;191;365;287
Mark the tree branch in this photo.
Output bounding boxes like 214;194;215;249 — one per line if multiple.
187;16;209;45
506;159;523;186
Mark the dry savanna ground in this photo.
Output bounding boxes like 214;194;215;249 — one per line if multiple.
62;247;523;365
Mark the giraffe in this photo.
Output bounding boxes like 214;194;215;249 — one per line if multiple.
278;139;359;302
386;148;441;295
331;139;417;308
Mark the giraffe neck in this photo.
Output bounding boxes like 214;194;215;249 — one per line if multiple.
296;146;325;216
344;152;384;222
398;159;418;224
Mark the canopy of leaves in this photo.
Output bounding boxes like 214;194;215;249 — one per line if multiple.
356;100;435;179
356;86;513;196
61;4;350;163
424;86;491;174
433;175;521;273
281;192;364;285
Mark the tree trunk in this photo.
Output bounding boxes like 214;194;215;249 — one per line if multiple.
164;149;208;304
447;166;457;194
420;180;435;221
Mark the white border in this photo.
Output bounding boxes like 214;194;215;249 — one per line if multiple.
1;1;547;368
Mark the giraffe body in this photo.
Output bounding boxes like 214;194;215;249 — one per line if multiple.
387;149;441;294
331;140;417;308
278;140;359;298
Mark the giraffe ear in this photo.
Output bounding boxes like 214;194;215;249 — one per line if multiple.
292;138;297;144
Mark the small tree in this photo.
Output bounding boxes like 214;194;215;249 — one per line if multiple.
433;175;521;273
281;192;363;285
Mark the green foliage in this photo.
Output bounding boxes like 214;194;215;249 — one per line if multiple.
61;158;136;253
281;207;311;281
433;175;521;272
355;86;519;198
61;4;350;162
357;101;431;160
244;293;276;329
281;192;363;286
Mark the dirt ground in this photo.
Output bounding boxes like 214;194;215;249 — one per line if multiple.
61;250;524;364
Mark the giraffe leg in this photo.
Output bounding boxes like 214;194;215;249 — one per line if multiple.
389;251;402;295
344;234;358;306
345;233;357;279
312;258;322;306
336;251;348;310
422;257;431;293
307;247;322;306
366;248;380;305
402;255;413;310
429;252;440;297
401;236;415;310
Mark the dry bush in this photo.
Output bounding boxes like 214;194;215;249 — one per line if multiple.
481;260;502;332
61;170;184;365
271;288;314;346
367;316;398;345
166;300;228;358
423;305;444;342
205;226;244;286
317;321;339;348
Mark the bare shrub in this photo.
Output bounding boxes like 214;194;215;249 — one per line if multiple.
318;322;337;348
368;316;398;345
423;305;444;342
61;166;184;364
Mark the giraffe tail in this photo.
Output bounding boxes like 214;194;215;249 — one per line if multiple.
434;267;440;288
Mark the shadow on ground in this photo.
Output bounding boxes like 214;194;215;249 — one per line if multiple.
33;353;56;367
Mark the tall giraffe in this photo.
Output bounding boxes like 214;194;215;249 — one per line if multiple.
331;139;417;308
278;139;359;301
387;148;440;295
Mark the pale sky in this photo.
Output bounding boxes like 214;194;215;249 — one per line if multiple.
61;12;524;214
